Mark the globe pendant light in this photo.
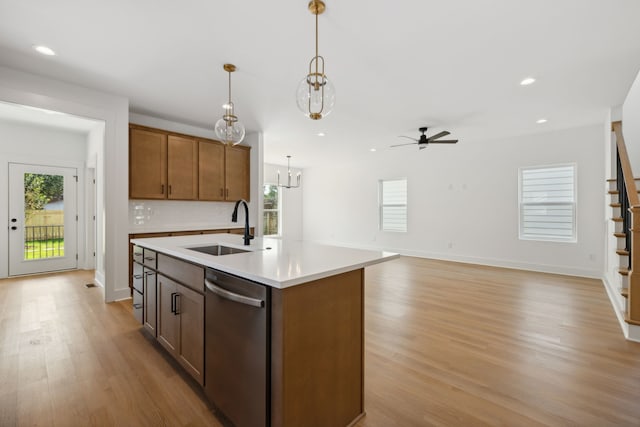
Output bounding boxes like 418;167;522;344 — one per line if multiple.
215;63;246;145
296;0;335;120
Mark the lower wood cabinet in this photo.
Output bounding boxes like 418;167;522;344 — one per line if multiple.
143;268;157;336
157;273;205;386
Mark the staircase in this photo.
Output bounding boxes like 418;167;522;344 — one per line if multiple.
609;121;640;330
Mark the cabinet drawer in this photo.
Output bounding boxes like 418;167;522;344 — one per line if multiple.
143;249;157;269
133;245;143;264
157;253;204;293
133;262;144;293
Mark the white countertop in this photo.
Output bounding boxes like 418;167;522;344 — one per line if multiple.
130;234;399;289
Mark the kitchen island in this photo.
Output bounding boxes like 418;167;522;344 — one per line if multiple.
130;233;398;427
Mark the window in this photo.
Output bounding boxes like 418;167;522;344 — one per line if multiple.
519;164;576;241
263;184;280;236
379;178;407;232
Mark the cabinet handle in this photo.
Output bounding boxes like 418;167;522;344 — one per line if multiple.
169;184;172;195
174;294;181;315
133;274;143;280
225;188;229;198
170;292;177;314
220;188;223;197
144;256;155;261
161;184;165;194
133;303;143;309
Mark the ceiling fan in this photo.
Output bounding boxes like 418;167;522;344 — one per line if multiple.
391;127;458;150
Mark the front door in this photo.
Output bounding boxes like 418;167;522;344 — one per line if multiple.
8;163;78;276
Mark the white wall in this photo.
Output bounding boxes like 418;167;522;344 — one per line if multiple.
303;124;605;278
264;163;303;240
86;123;105;274
128;113;262;235
0;120;88;278
0;65;130;302
623;69;640;171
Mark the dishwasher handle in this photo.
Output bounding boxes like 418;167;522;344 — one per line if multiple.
205;278;265;308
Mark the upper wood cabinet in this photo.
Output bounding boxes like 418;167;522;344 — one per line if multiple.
130;128;167;199
225;145;251;201
129;124;251;202
167;135;198;200
198;140;225;201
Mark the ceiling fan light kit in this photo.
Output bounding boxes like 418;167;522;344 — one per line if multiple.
295;0;335;120
214;63;246;145
391;127;458;150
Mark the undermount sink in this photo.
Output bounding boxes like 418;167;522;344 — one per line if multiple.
187;245;250;256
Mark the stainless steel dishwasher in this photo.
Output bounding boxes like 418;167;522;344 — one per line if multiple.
204;268;270;427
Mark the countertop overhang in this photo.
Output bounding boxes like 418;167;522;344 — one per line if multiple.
130;234;399;289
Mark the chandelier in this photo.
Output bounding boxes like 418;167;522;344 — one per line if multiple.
277;156;301;189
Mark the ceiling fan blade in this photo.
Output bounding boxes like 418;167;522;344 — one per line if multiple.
390;142;419;147
427;131;450;141
398;135;419;142
430;139;458;144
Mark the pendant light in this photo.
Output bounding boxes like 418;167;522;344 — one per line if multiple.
296;0;335;120
215;63;246;145
277;156;301;189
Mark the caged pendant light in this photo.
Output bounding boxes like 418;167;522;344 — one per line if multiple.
295;0;335;120
215;63;246;145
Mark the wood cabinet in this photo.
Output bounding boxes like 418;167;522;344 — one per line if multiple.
143;268;157;336
129;124;251;201
198;140;225;201
130;128;167;199
157;273;204;385
225;145;251;201
167;135;198;200
199;140;251;202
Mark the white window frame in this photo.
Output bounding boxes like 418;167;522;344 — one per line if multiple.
263;183;282;237
518;163;577;242
379;178;408;233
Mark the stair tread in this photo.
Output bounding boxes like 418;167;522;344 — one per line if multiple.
609;190;620;194
610;203;622;208
614;232;626;238
621;288;629;298
611;217;624;222
616;249;630;256
624;312;640;326
607;178;640;182
619;268;630;276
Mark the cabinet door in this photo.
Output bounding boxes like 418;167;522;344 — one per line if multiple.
157;275;179;356
143;269;157;337
198;140;225;201
225;145;251;201
130;128;167;199
176;284;205;385
167;135;198;200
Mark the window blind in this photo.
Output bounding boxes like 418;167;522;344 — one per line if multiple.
519;165;576;241
380;179;407;232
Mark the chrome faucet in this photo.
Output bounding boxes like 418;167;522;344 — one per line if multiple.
232;199;254;246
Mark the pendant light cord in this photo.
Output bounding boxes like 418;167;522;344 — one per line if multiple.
315;10;319;79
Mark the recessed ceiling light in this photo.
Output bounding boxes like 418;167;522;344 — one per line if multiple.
536;118;548;124
33;45;56;56
520;77;536;86
317;132;325;137
370;148;377;152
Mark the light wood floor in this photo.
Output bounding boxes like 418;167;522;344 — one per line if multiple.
1;258;640;426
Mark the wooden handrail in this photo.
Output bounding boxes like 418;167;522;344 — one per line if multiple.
612;121;640;207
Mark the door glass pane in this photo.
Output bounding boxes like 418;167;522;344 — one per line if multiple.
263;184;279;236
23;173;65;260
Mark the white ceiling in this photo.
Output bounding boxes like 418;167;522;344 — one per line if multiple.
0;0;639;167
